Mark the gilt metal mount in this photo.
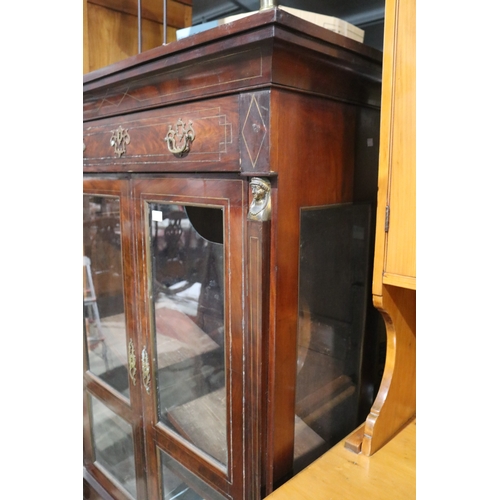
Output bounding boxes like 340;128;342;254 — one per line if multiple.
141;347;151;394
110;126;131;157
165;118;196;157
248;177;272;222
128;339;137;386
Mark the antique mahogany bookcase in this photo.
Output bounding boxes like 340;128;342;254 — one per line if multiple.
83;7;383;500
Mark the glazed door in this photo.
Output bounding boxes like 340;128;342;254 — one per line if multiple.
132;176;247;500
83;178;148;500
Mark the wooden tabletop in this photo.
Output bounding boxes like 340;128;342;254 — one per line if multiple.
266;418;416;499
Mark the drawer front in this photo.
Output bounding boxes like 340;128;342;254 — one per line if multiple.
83;96;239;173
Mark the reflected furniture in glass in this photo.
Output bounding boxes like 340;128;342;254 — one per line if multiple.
83;8;383;500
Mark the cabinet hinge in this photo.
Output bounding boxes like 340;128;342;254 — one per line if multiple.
385;205;390;232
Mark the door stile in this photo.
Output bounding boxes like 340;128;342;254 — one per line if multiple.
246;218;271;498
245;176;273;498
130;178;162;500
123;178;150;500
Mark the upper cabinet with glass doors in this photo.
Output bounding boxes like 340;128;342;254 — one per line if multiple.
84;9;383;500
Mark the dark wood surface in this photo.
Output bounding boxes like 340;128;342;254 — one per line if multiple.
84;95;240;173
83;7;380;86
247;218;271;496
84;8;382;499
83;8;381;121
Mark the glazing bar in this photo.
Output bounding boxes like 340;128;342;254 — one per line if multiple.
163;0;167;45
138;0;142;53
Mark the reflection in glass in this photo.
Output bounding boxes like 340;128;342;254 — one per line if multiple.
160;449;227;500
294;204;373;472
89;395;137;498
83;195;129;398
149;204;227;467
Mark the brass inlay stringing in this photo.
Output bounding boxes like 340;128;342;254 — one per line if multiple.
248;177;272;221
110;126;131;157
242;94;268;168
165;118;196;157
128;339;137;386
141;346;151;394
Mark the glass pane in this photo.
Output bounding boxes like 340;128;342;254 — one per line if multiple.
294;204;373;472
160;449;227;500
149;203;227;467
89;395;137;499
83;195;129;398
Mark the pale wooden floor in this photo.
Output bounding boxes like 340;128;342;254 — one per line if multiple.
266;418;416;500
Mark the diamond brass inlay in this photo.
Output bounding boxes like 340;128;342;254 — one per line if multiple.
242;95;267;169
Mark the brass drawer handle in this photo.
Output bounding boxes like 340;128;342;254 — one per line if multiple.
165;118;195;157
141;347;151;394
110;126;131;157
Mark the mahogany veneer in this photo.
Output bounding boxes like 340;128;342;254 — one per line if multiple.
83;8;382;500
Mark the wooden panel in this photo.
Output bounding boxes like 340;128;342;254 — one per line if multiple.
88;0;192;27
271;36;381;110
363;285;416;455
83;9;381;120
362;0;416;459
84;0;90;74
84;478;107;500
266;89;358;486
84;45;268;120
83;95;240;173
84;0;192;74
240;91;271;175
384;0;416;285
247;217;271;496
86;2;162;72
373;0;416;293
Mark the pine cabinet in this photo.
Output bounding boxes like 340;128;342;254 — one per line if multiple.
373;0;416;293
83;8;383;499
360;0;416;456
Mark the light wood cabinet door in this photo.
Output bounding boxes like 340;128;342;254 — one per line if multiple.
373;0;416;293
361;0;416;457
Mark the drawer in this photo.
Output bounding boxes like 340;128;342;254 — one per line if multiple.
83;95;240;173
